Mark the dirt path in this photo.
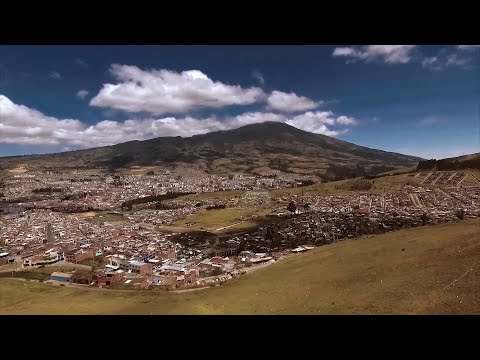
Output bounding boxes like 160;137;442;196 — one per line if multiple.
214;222;243;232
409;193;423;207
171;286;211;293
442;258;480;292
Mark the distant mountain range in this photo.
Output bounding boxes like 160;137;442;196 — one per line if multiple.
0;122;423;180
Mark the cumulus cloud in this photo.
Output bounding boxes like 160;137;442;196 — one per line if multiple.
0;95;84;146
285;111;358;136
336;115;359;126
0;95;358;150
76;89;89;99
252;70;265;85
89;65;266;115
49;71;61;80
267;90;322;113
333;45;417;64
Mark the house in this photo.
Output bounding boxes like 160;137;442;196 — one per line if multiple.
92;271;123;286
65;249;94;263
150;275;177;290
157;249;176;260
122;276;149;288
249;256;273;264
70;271;93;285
212;246;237;257
128;261;152;276
238;251;254;259
50;272;73;283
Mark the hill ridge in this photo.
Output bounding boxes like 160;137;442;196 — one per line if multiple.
0;122;422;179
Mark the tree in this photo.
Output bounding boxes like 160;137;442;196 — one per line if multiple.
211;267;224;276
456;208;465;220
265;227;274;240
421;212;429;226
287;201;296;214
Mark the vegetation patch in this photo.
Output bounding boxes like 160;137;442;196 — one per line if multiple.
335;179;374;191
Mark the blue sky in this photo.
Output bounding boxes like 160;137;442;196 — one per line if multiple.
0;45;479;159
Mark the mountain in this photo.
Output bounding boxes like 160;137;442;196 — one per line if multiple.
417;152;480;171
0;122;422;179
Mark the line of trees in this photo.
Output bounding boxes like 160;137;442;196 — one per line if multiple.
417;157;480;171
206;204;226;210
121;191;194;210
32;187;63;194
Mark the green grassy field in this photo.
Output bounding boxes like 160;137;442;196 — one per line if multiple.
164;207;274;234
117;165;168;176
92;212;125;223
0;263;21;273
179;190;245;201
166;171;479;234
2;219;480;314
269;174;418;198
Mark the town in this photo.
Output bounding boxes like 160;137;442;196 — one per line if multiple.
1;168;480;291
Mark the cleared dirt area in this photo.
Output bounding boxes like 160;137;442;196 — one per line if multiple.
79;212;97;218
7;166;27;174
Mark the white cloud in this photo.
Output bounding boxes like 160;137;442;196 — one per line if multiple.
421;51;471;71
335;45;475;71
421;56;441;70
0;95;358;150
0;95;84;146
75;58;89;69
252;70;265;85
49;71;61;80
336;115;358;126
76;89;89;99
90;65;266;115
332;47;357;57
333;45;417;64
285;111;358;136
445;53;470;67
267;90;322;113
457;45;480;50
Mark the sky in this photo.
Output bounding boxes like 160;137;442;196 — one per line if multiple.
0;45;479;159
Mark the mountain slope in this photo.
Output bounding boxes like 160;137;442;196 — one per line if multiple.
0;122;422;178
417;152;480;171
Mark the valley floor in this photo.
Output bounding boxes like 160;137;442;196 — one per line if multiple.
2;219;480;314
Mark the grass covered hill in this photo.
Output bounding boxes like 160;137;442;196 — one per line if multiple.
1;219;479;314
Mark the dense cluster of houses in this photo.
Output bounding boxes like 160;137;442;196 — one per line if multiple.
2;167;480;290
1;167;314;214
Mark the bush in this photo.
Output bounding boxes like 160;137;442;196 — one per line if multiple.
211;267;224;276
334;179;373;191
